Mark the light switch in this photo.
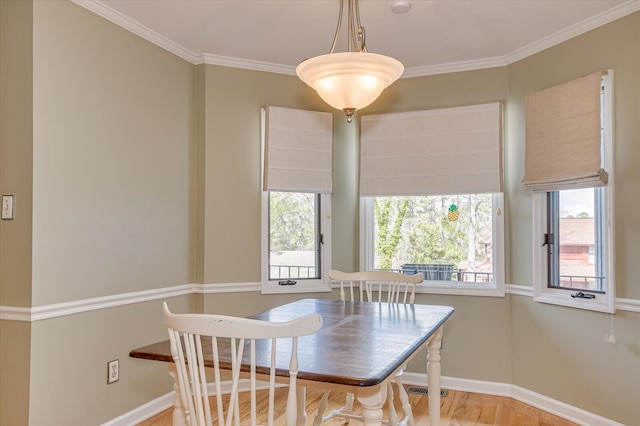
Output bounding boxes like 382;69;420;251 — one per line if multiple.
2;195;14;220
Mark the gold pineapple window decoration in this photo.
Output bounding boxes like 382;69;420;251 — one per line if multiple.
448;204;459;221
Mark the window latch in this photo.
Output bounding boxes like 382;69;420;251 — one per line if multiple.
571;291;595;299
542;233;553;246
278;280;297;286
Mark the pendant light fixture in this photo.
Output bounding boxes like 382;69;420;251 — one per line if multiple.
296;0;404;123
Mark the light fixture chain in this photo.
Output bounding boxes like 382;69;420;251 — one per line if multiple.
355;0;367;52
329;0;367;54
347;0;364;52
348;0;357;52
329;0;344;54
358;27;366;53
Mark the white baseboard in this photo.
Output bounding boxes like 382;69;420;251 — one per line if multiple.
101;392;174;426
510;385;625;426
101;379;274;426
108;374;624;426
402;373;624;426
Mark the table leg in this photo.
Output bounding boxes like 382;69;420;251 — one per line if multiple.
356;384;387;426
395;373;414;426
427;327;443;426
167;363;187;426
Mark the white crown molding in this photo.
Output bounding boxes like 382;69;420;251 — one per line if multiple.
504;0;640;65
1;281;637;321
196;54;297;76
402;56;508;78
71;0;640;78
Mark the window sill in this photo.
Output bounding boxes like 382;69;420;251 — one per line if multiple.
415;282;505;297
534;291;615;313
261;281;332;295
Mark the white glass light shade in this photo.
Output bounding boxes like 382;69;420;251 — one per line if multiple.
296;52;404;115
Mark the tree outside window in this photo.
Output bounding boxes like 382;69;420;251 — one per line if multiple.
373;194;494;283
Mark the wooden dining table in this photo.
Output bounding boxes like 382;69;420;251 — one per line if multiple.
130;298;454;426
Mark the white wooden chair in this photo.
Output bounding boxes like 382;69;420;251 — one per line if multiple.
314;270;424;426
163;302;323;426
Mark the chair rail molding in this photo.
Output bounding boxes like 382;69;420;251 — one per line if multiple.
1;282;638;321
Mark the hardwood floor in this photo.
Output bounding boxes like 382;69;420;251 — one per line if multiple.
137;386;578;425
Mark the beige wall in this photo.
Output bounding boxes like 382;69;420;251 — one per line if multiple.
194;65;206;284
0;320;31;425
2;1;196;424
511;296;640;423
0;1;34;425
506;11;640;424
31;1;194;304
0;0;34;307
28;297;194;425
0;1;638;425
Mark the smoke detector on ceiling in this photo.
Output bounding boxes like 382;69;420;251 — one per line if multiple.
391;0;411;14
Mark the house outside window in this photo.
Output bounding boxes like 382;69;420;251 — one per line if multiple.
551;188;603;291
533;185;613;312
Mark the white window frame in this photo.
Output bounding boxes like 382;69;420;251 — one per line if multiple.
259;108;332;295
532;72;615;313
359;193;505;297
261;191;331;294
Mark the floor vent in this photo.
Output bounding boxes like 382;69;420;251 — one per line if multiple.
406;386;448;397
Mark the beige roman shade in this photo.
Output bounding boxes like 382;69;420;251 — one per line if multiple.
522;72;607;191
360;102;503;196
263;106;333;193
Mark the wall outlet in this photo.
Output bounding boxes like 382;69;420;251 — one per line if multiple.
107;359;119;384
2;195;14;220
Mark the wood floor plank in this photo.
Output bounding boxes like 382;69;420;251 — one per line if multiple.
137;386;579;425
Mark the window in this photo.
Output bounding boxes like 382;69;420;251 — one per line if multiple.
359;102;504;296
548;188;605;291
260;106;333;294
269;192;320;281
261;191;331;293
531;71;614;312
361;193;505;296
533;185;614;312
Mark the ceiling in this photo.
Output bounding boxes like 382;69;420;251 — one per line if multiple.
74;0;640;77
